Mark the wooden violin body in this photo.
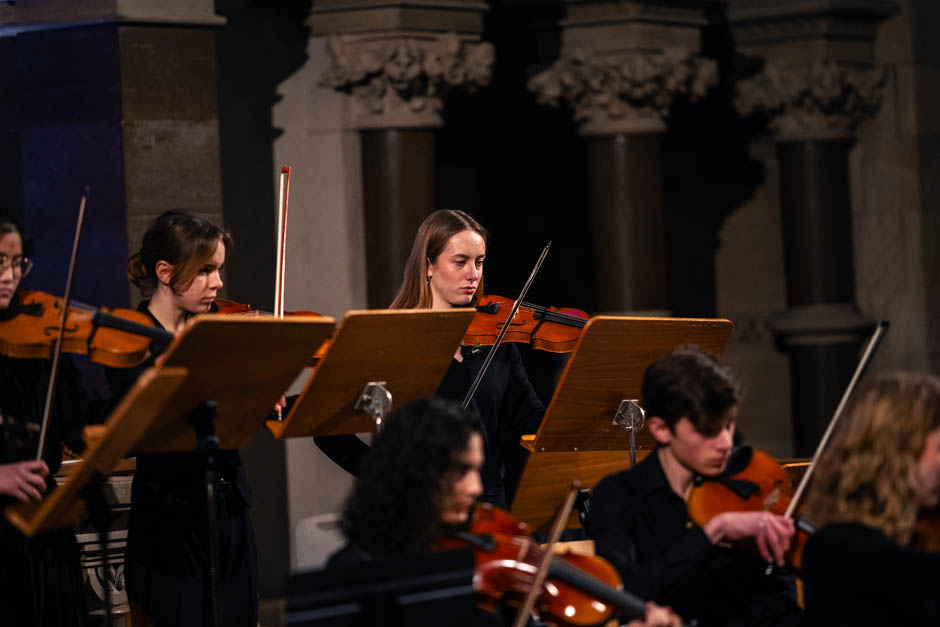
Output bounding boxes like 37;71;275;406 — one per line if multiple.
687;447;809;569
1;290;159;368
464;294;589;353
436;504;648;627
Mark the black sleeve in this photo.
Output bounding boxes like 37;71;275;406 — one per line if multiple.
587;474;715;602
104;354;154;405
499;344;544;437
54;356;110;455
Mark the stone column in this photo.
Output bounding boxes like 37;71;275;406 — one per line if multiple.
1;2;225;623
731;0;898;455
527;1;717;313
0;0;225;307
312;2;494;307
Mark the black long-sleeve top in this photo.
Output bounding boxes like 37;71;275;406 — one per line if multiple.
436;343;544;503
587;451;802;627
314;343;545;506
0;298;107;627
802;522;940;626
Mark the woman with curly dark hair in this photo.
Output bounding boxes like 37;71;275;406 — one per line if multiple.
330;396;485;561
327;396;681;627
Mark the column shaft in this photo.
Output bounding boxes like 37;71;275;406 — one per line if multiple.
586;133;665;313
361;128;436;308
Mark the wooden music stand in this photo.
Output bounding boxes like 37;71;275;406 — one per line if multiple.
134;315;335;453
6;367;187;537
510;316;734;530
5;315;335;537
267;309;475;439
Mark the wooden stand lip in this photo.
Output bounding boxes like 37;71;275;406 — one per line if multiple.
137;314;336;453
268;308;476;439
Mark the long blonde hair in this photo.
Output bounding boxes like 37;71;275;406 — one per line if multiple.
804;372;940;544
389;210;488;309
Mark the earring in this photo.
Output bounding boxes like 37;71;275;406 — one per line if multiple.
426;275;431;284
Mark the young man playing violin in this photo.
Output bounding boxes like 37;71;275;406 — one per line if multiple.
588;347;802;627
329;396;682;627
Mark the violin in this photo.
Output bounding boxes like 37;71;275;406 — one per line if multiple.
435;504;662;627
0;290;172;368
464;294;589;353
687;446;810;569
685;321;890;572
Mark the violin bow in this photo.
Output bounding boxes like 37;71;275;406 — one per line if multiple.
761;320;889;577
510;481;580;627
462;241;552;410
36;187;89;461
274;165;291;319
784;319;890;519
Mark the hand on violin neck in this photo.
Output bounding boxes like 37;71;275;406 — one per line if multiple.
702;511;794;566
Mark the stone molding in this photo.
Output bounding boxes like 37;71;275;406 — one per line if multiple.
735;60;886;141
320;32;494;129
769;303;873;347
528;48;716;136
0;0;223;33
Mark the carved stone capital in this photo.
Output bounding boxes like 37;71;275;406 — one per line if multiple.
528;49;717;136
320;32;494;129
735;60;886;140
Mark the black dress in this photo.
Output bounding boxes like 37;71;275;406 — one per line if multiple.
0;344;99;626
314;343;545;507
105;302;258;627
802;521;940;626
587;451;802;627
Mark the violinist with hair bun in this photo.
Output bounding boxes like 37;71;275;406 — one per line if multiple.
587;347;802;627
801;372;940;626
105;210;258;627
315;209;545;508
328;395;681;627
0;209;105;627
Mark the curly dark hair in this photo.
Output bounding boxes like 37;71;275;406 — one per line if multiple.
341;397;483;556
641;346;742;435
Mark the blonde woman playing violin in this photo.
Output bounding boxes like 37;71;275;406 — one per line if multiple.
801;372;940;626
315;210;546;509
